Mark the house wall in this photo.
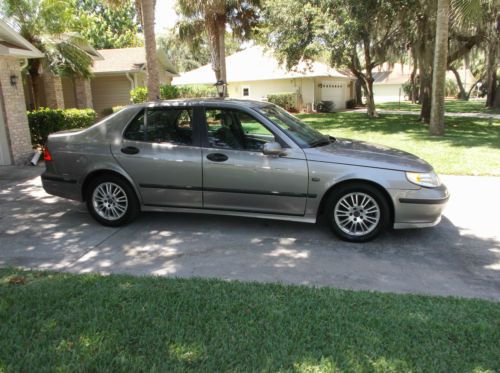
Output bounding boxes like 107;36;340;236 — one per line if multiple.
91;74;132;115
227;77;352;110
373;84;405;103
0;56;33;165
62;77;77;109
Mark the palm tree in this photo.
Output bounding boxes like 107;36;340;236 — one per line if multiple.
176;0;260;96
430;0;451;136
1;0;95;109
107;0;160;100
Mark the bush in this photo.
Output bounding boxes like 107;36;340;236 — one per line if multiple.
130;86;148;103
267;92;297;111
101;106;125;117
316;100;335;113
345;98;357;109
27;108;96;145
131;85;217;103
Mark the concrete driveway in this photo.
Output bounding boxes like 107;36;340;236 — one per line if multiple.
1;165;499;301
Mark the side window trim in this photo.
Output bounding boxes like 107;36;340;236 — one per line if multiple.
200;107;288;150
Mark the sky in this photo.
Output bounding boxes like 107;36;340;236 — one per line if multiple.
155;0;179;34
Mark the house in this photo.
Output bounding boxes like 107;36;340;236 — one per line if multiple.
173;46;356;110
67;47;178;115
0;19;43;165
372;63;476;102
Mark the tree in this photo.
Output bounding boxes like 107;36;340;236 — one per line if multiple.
75;0;141;49
176;0;261;95
430;0;451;136
158;28;242;72
107;0;160;100
485;1;499;108
1;0;95;108
261;0;409;117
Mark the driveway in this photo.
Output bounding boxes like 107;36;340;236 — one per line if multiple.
1;165;499;301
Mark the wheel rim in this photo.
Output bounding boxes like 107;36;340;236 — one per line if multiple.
92;182;128;221
334;192;380;236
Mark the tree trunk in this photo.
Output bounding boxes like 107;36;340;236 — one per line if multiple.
216;15;227;96
410;52;418;103
206;15;221;81
450;66;467;100
355;79;363;105
141;0;160;100
362;39;377;117
429;0;450;136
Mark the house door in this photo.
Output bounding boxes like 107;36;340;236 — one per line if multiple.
0;94;12;165
321;81;345;109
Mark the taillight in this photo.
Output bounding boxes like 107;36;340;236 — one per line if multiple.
43;146;52;161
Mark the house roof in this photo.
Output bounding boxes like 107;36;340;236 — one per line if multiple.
173;46;353;85
93;47;178;76
0;18;43;58
372;62;476;86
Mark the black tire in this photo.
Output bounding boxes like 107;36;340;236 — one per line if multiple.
85;174;139;227
325;183;390;242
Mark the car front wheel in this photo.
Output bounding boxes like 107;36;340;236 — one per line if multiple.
326;183;390;242
86;175;139;227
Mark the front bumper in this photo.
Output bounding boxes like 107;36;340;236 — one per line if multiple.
389;184;449;229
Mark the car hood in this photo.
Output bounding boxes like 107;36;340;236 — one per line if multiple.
303;138;433;172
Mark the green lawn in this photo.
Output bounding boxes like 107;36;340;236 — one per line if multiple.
376;99;500;115
0;269;498;372
297;112;500;176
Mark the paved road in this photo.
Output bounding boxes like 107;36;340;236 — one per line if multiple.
1;166;499;301
351;108;500;120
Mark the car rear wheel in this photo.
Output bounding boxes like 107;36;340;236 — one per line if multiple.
86;175;139;227
326;183;390;242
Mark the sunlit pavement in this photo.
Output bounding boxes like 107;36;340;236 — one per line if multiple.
1;165;499;301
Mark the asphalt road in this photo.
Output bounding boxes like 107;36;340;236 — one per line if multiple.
1;165;499;301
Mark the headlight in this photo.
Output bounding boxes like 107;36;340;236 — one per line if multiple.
406;171;441;188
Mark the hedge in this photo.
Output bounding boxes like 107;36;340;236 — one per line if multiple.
131;84;217;103
27;108;97;145
267;92;297;111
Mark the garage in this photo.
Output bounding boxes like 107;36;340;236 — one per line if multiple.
319;80;348;109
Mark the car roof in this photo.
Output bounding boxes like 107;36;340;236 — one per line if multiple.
135;98;271;109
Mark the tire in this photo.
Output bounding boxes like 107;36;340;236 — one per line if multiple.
85;175;139;227
325;183;390;242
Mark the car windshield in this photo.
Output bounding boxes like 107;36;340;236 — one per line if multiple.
255;105;331;148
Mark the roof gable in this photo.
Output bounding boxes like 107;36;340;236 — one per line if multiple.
0;19;43;58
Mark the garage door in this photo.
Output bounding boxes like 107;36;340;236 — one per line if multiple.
320;81;345;109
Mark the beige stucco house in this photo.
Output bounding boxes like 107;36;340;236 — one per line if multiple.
173;46;356;110
63;47;178;115
0;19;43;165
372;63;477;102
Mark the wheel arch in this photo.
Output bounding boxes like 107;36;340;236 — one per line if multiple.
81;168;141;204
317;178;395;224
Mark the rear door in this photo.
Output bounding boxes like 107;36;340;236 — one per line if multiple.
201;107;309;216
111;106;203;208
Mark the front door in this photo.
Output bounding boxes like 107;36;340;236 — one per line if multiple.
201;107;309;216
111;106;203;208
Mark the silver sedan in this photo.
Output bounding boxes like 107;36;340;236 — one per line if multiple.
42;99;449;242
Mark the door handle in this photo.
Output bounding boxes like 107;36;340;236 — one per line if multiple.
206;153;228;162
121;146;140;155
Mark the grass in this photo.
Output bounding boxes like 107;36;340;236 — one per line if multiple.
297;112;500;176
0;268;499;372
376;99;500;115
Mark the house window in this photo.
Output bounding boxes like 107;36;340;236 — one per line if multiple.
242;87;250;97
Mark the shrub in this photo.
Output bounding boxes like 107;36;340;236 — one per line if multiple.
130;86;148;103
267;92;297;111
345;98;357;109
27;108;96;145
100;106;125;117
316;100;335;113
131;85;217;103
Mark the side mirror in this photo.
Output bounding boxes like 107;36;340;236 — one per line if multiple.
262;142;284;156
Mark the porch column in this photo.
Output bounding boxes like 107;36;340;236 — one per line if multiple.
41;70;65;109
74;77;93;109
0;56;33;164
